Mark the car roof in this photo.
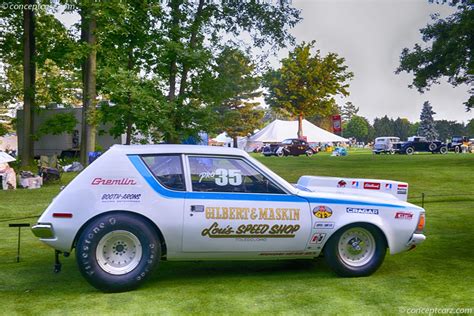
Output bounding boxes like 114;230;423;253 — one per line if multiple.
109;144;249;157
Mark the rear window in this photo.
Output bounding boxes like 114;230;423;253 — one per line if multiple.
141;155;185;191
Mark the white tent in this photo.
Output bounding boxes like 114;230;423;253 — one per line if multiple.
211;132;247;149
249;119;349;143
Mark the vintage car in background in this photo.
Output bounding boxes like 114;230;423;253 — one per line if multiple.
262;138;318;157
447;136;472;153
32;145;426;292
372;137;401;154
393;136;447;155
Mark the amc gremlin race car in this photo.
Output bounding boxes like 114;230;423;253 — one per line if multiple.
32;145;426;292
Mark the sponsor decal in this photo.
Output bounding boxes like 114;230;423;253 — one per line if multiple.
205;207;300;221
364;182;380;190
397;184;408;195
351;181;359;188
91;178;136;186
101;193;141;203
346;207;379;215
395;212;413;220
313;206;333;219
201;222;300;239
337;180;347;188
384;183;393;190
310;233;326;244
314;222;335;229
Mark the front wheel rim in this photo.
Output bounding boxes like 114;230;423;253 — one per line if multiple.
338;227;376;267
96;230;143;275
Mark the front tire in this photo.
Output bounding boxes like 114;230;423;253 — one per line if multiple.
324;224;386;277
76;212;161;292
306;150;314;157
405;147;415;155
439;146;448;154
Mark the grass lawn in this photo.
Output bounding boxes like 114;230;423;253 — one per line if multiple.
1;151;473;315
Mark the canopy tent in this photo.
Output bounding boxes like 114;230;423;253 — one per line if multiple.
249;119;349;143
0;151;16;163
210;132;247;149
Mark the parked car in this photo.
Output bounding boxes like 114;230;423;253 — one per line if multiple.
447;136;471;153
32;145;426;292
373;137;401;154
393;136;447;155
262;138;318;157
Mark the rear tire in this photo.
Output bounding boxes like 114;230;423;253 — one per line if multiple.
324;223;386;277
439;146;448;154
76;212;161;292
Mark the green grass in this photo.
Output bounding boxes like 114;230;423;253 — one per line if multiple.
1;151;473;315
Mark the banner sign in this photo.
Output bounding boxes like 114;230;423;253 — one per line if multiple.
332;115;342;133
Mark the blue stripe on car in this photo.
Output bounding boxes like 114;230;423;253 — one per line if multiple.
128;155;406;208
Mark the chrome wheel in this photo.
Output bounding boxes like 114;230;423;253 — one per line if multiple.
337;227;376;267
96;230;143;275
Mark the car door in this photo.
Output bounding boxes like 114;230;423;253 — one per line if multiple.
182;155;311;253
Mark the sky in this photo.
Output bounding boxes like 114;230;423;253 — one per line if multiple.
269;0;472;123
54;0;472;124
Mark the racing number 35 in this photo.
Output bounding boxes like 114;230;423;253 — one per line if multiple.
215;169;242;186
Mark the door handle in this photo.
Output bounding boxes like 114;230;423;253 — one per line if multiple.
191;205;204;212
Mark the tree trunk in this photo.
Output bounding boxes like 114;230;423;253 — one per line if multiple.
125;48;133;145
21;0;35;167
165;0;182;144
233;136;238;148
297;113;303;139
178;0;205;98
80;7;97;165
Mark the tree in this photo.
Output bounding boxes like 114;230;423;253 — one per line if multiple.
21;0;36;166
158;0;301;143
202;48;263;147
340;101;359;123
435;120;466;141
396;1;473;110
79;3;98;165
467;119;474;136
373;115;394;137
345;115;370;143
393;117;412;140
418;101;439;140
263;41;353;138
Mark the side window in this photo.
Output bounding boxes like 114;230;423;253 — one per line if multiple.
141;155;185;191
188;156;285;194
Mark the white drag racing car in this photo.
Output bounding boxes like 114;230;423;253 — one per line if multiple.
32;145;426;292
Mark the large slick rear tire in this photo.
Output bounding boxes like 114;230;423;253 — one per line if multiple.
324;223;386;277
76;212;161;292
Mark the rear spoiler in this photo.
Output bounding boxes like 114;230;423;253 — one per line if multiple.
297;176;409;202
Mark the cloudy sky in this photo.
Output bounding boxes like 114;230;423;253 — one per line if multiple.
56;0;472;124
270;0;472;123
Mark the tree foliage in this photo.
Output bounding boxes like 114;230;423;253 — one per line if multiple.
418;101;439;140
263;41;353;138
344;115;370;142
397;1;473;110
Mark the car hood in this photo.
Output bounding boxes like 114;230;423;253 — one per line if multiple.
294;188;421;210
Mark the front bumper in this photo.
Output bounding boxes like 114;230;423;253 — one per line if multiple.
406;233;426;248
31;223;55;239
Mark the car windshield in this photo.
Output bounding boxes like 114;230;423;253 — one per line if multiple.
281;139;293;144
